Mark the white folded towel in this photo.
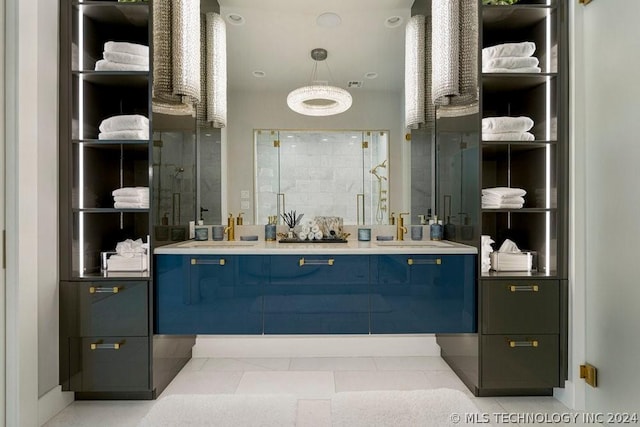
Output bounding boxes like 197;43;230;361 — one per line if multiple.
114;195;150;203
482;195;525;205
483;56;539;71
104;41;149;58
482;42;536;62
482;131;535;141
482;187;527;198
483;66;541;74
114;201;149;209
482;203;524;209
113;187;149;197
99;115;149;133
107;254;148;271
482;116;534;133
95;59;149;72
103;51;149;66
98;129;149;140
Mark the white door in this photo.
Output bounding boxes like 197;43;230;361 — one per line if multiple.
583;0;640;412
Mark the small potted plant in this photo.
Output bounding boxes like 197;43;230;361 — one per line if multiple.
281;210;304;239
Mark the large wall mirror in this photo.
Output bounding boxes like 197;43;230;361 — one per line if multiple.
153;0;437;228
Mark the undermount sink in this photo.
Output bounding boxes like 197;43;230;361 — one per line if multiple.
176;240;258;248
374;240;453;248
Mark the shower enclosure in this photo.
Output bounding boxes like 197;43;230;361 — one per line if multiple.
255;129;389;225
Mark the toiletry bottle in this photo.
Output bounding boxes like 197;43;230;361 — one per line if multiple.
265;216;277;241
430;215;443;241
418;214;427;225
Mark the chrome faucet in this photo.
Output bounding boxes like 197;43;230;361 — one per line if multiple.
397;212;409;241
224;213;235;241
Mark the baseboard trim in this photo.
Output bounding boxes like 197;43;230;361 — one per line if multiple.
193;335;440;358
38;385;74;426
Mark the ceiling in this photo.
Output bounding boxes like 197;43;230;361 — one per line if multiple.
218;0;414;94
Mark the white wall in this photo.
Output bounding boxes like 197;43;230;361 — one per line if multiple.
5;0;62;424
226;88;407;224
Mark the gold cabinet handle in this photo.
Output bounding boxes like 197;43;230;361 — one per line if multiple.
191;258;225;266
89;286;121;294
509;285;539;292
90;340;124;350
407;258;441;266
508;339;539;348
299;257;335;266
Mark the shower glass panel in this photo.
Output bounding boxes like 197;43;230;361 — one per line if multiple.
255;129;389;225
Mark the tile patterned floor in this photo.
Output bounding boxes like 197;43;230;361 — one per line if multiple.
43;356;590;427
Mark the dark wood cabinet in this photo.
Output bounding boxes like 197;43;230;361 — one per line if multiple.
437;0;568;397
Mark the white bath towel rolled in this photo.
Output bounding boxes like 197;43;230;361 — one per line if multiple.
99;114;149;133
314;231;323;240
95;59;148;72
104;41;149;57
297;232;308;241
103;51;149;66
482;131;535;141
99;129;149;140
482;42;536;62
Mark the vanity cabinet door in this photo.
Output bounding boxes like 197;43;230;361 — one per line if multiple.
155;255;198;334
193;255;264;334
370;254;476;333
264;255;370;334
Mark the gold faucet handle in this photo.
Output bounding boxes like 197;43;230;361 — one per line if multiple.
398;212;410;225
237;212;244;225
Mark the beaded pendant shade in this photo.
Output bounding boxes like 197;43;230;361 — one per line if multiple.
287;48;352;116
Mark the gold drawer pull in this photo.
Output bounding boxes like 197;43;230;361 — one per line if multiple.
191;258;226;266
407;258;441;266
509;285;539;292
508;339;539;348
90;340;124;350
89;286;121;294
299;258;335;266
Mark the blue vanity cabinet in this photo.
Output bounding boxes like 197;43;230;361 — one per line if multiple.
194;255;265;334
155;255;198;334
264;255;370;334
370;254;476;333
156;255;265;334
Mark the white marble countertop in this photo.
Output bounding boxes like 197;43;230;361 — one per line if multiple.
154;238;477;255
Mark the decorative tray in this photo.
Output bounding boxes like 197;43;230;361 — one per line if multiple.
278;238;348;244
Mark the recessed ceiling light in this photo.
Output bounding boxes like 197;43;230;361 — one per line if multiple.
384;16;403;28
364;72;378;80
226;13;245;25
317;12;342;28
252;70;266;78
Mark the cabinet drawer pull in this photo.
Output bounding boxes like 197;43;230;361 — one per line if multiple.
90;340;124;351
508;339;539;348
89;286;121;294
509;285;539;292
191;258;226;266
299;257;335;266
407;258;441;266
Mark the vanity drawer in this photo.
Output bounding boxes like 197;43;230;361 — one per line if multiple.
67;337;150;392
482;280;559;334
61;281;149;337
269;255;369;286
481;334;559;389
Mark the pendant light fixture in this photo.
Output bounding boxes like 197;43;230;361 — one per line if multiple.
287;48;352;116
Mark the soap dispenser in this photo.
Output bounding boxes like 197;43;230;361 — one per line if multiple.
430;215;443;241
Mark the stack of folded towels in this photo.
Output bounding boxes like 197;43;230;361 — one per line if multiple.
106;238;148;272
95;41;149;71
98;114;149;140
490;238;532;272
481;235;495;273
112;187;149;209
297;220;324;241
482;187;526;209
482;41;540;73
482;116;535;141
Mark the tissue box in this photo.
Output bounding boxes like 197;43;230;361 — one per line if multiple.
490;252;532;272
